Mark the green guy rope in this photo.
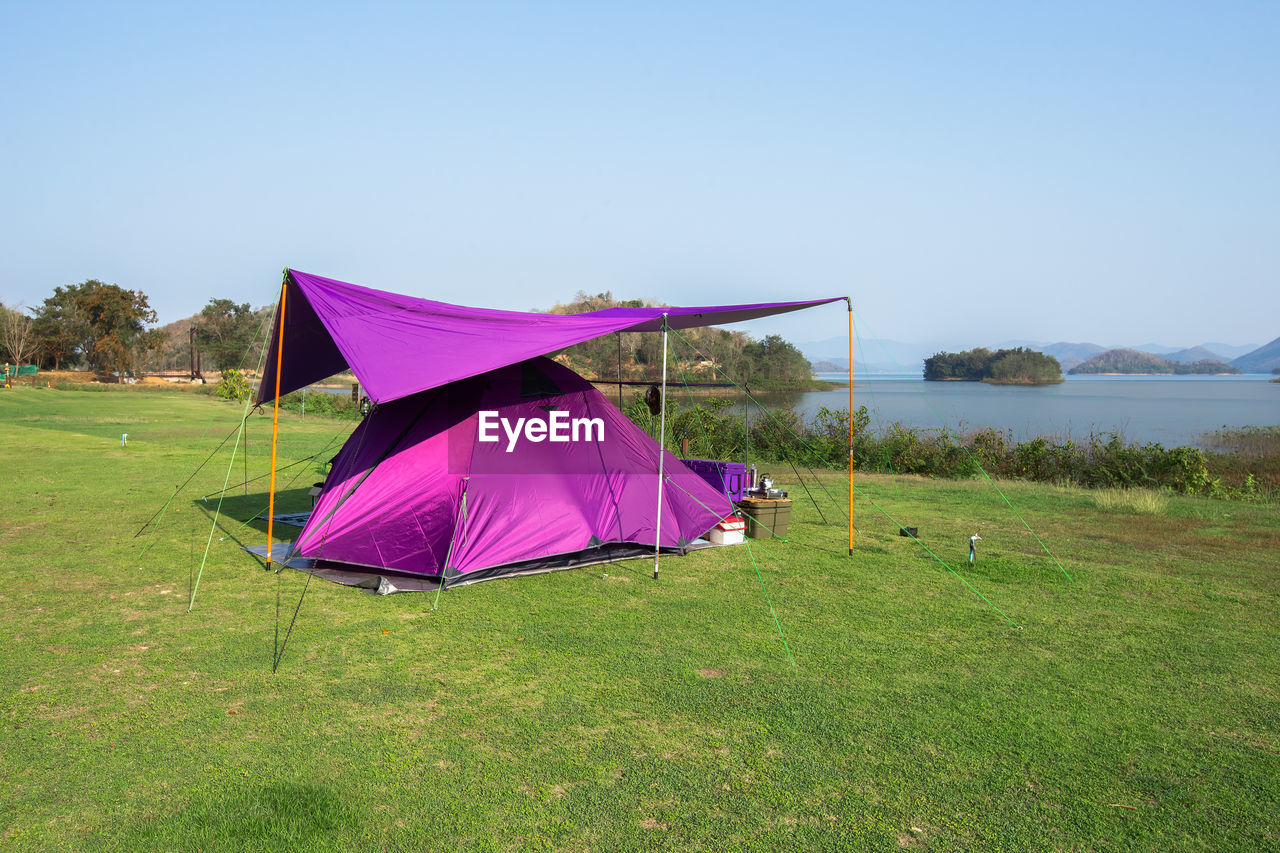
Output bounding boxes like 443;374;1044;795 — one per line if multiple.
744;537;797;670
849;305;1072;582
660;331;1021;628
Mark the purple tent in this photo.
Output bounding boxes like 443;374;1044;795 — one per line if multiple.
294;358;732;586
257;270;844;589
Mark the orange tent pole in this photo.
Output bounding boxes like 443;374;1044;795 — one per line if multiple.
847;299;854;556
265;279;288;567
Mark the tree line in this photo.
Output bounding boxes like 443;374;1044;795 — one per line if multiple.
2;280;266;376
547;291;814;387
4;282;816;386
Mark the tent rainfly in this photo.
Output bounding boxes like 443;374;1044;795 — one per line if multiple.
251;269;848;590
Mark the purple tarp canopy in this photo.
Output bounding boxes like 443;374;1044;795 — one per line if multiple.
257;270;845;405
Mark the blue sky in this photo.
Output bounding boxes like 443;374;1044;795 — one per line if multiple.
2;1;1276;350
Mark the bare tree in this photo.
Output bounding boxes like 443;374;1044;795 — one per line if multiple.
1;303;37;367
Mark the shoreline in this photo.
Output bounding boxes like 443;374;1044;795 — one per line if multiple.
923;377;1064;386
1070;371;1244;377
589;378;847;397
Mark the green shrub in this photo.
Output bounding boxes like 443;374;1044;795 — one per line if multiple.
276;388;362;420
215;369;252;402
619;398;1276;501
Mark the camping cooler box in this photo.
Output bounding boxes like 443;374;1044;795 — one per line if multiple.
679;459;747;502
737;498;793;539
708;515;745;546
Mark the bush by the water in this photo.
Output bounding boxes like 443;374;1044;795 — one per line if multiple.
240;381;1277;499
628;395;1277;499
1194;425;1280;499
276;388;363;420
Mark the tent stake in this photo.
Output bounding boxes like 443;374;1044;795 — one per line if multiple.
266;278;288;568
654;315;669;580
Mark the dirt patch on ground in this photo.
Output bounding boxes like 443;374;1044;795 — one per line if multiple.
36;369;227;388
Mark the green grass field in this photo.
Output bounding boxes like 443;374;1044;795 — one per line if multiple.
1;387;1277;851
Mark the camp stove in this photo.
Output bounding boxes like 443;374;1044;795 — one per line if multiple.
744;472;787;500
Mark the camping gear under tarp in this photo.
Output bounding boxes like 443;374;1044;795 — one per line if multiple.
288;357;734;586
739;498;793;540
681;459;748;502
256;269;844;406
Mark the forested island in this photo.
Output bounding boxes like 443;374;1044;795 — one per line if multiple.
924;347;1063;385
1069;348;1241;375
547;292;840;390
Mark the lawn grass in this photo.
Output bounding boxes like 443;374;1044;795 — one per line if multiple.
1;386;1277;851
1090;488;1170;516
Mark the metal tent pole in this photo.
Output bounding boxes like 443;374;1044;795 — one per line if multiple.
847;298;854;556
653;315;669;580
616;332;624;409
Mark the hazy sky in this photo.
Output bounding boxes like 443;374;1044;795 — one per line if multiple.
2;2;1276;350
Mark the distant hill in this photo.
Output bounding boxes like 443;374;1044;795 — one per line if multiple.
152;315;197;372
797;335;956;374
1070;348;1241;375
799;335;1268;374
149;305;272;373
1231;336;1280;373
1197;342;1258;360
1035;342;1107;372
808;357;913;376
1163;345;1226;364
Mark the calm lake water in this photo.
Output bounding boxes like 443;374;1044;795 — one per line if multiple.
754;374;1280;448
316;373;1277;448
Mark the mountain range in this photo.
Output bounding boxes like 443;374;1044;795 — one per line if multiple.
1068;348;1240;375
799;336;1280;374
1232;336;1280;373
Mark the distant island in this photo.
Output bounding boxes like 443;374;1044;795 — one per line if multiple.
924;347;1063;385
1069;348;1241;375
